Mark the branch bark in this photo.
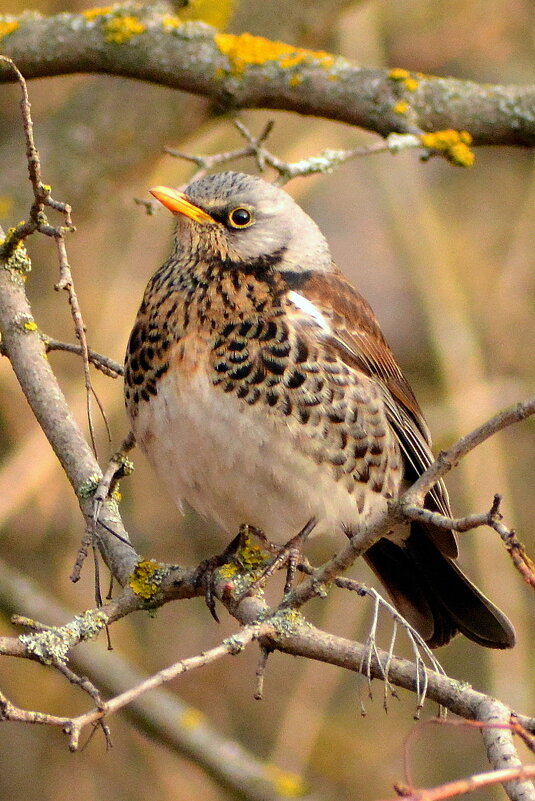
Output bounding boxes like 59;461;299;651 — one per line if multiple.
0;6;534;145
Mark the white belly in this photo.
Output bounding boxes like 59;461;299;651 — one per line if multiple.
132;371;387;544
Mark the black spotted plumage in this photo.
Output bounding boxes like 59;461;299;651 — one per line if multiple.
124;171;515;650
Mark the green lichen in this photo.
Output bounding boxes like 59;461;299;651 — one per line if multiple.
78;474;101;499
235;540;270;573
19;609;108;665
420;129;475;167
215;533;270;591
271;607;310;638
224;633;249;654
217;562;239;579
117;455;134;476
1;236;32;277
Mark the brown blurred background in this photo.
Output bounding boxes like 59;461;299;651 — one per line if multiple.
0;1;534;800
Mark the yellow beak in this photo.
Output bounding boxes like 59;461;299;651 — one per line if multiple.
149;186;216;224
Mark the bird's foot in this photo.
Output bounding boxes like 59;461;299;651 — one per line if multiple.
195;525;271;621
194;531;245;622
241;517;318;599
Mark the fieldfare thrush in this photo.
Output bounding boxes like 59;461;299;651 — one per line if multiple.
124;171;515;649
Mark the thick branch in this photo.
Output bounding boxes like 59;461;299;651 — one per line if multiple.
0;252;137;586
0;7;534;145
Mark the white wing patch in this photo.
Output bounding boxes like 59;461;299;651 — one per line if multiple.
287;290;331;333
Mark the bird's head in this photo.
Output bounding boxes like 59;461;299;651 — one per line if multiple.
150;172;333;281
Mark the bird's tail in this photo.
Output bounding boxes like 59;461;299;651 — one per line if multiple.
364;524;516;649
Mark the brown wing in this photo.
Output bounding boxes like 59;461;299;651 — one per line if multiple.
297;267;456;556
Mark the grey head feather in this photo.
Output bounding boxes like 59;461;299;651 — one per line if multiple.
182;171;334;275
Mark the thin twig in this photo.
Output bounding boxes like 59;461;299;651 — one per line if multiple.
64;622;272;751
383;766;535;801
71;431;137;582
402;396;535;506
165;118;424;186
0;56;103;457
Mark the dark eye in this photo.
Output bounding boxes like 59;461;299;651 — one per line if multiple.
228;207;253;228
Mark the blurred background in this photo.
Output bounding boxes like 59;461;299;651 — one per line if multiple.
0;1;534;799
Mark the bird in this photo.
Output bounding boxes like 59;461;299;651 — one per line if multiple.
124;170;515;649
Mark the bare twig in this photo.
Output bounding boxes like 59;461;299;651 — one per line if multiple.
0;56;102;456
166;118;428;186
402;396;535;506
254;645;272;701
496;528;535;590
401;494;535;589
385;766;535;801
70;432;136;583
64;622;272;751
42;336;123;377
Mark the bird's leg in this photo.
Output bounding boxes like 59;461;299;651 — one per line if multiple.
195;531;243;623
195;524;270;622
241;517;318;599
283;517;318;593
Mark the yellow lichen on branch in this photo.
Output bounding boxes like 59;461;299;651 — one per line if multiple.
215;32;335;78
388;67;419;92
82;6;114;20
162;15;182;31
103;15;146;44
0;20;19;40
264;764;306;798
129;559;163;599
421;129;475;167
393;100;409;115
182;0;235;29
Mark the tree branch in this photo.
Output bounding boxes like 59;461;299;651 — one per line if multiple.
402;396;535;506
0;6;534;146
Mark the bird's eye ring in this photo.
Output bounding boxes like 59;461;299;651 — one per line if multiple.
228;207;253;228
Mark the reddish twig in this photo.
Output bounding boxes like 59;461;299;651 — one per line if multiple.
384;766;535;801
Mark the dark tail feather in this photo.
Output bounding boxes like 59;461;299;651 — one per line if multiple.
365;525;516;649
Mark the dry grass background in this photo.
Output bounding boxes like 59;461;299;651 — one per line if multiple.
0;1;534;800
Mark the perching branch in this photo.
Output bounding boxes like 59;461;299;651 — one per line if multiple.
0;5;534;147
